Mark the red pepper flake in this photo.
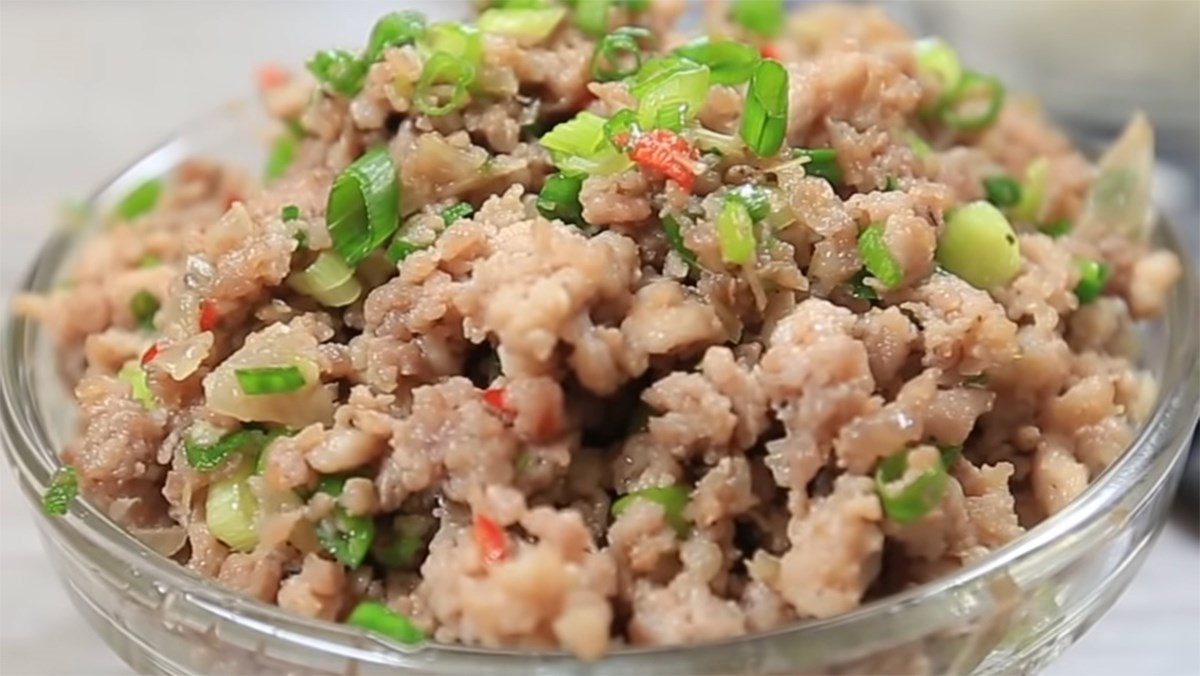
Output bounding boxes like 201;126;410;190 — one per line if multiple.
140;343;159;366
760;44;781;60
256;64;289;90
473;513;507;565
198;300;218;332
482;387;508;413
629;129;700;194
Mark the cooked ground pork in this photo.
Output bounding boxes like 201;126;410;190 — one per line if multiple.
18;0;1181;661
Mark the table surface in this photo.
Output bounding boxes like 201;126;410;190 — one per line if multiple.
1;2;1197;675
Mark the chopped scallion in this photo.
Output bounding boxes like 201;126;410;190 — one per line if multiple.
115;179;162;220
983;175;1022;208
936;201;1021;289
536;172;586;226
307;49;369;97
477;6;566;45
611;484;691;537
603;108;640;150
414;52;475;116
1012;157;1049;223
914;38;962;92
206;457;259;551
573;0;610;37
672;38;760;86
42;467;78;517
730;0;783;38
629;57;710;130
717;197;756;266
326;146;400;266
346;601;425;645
418;22;483;65
264;129;298;182
281;205;300;222
857;224;903;289
540;111;632;176
662;214;699;271
288;250;363;307
317;506;376;568
440;201;474;225
590;26;650;82
130;289;160;331
1074;259;1110;304
185;428;267;472
117;361;156;410
875;448;948;524
936;70;1005;132
364;11;427;62
235;366;307;395
728;184;771;222
1040;219;1072;238
740;59;788;157
792;148;841;184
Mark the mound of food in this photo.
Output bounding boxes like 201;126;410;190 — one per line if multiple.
18;0;1181;660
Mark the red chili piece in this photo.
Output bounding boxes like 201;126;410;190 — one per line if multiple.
482;387;508;413
473;514;507;565
140;343;159;366
629;129;700;193
198;300;218;332
760;44;781;60
256;64;289;90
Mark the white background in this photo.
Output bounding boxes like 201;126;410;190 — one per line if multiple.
1;2;1197;674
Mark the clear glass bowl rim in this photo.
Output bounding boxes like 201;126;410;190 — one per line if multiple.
2;104;1198;671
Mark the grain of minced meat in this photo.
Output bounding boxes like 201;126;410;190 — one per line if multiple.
18;0;1182;660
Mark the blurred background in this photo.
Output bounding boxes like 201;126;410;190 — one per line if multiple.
1;1;1196;674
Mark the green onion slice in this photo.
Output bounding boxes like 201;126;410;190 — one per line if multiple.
117;361;155;410
1012;157;1049;223
1074;259;1110;304
603;108;640;150
848;269;879;302
414;52;475;116
673;38;760;85
264;129;298;182
440;201;474;225
130;289;160;331
288;250;363;307
418;21;483;65
591;26;650;83
206;457;259;551
536;172;586;226
740;59;789;157
730;0;783;38
477;6;566;45
235;366;307;395
326;146;400;266
914;37;962;91
116;179;162;220
662;214;699;271
346;601;426;645
936;201;1021;289
540;111;632;176
186;428;267;472
792;147;841;185
857;224;904;289
281;205;301;222
629;57;710;130
365;11;427;62
983;175;1022;208
937;70;1005;132
717;197;756;266
727;184;771;222
1040;219;1072;238
573;0;611;37
875;448;948;524
307;49;369;97
317;506;376;568
611;484;691;537
42;467;78;517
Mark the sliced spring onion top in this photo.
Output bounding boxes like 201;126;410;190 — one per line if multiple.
857;224;904;290
317;506;376;568
536;172;586;226
936;71;1005;132
740;59;789;157
1040;219;1072;238
727;184;772;222
611;484;691;537
206;457;259;552
264;129;298;182
662;214;699;271
281;205;301;222
1012;157;1049;223
116;179;162;220
983;175;1022;208
936;201;1021;289
185;428;267;472
717;197;756;266
414;52;476;116
288;250;363;307
875;448;948;524
672;38;760;86
730;0;783;38
1074;259;1110;304
914;38;962;91
440;201;474;225
793;148;841;185
130;290;160;331
365;11;427;62
42;467;78;517
629;57;710;130
591;26;650;83
419;21;483;65
117;361;156;410
603;108;640;150
573;0;610;37
326;146;400;266
347;601;426;645
477;6;566;44
307;49;369;97
235;365;307;395
540;111;632;176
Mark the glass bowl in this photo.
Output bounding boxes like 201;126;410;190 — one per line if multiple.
3;103;1198;675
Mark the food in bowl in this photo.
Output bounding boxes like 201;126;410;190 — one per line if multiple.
15;0;1183;660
